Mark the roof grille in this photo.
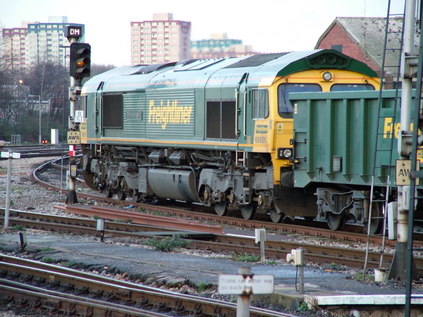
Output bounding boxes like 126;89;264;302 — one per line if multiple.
225;53;289;68
132;62;177;74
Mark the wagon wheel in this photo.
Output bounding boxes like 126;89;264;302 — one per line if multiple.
269;208;284;223
240;204;256;220
214;202;228;216
326;212;345;231
365;202;383;235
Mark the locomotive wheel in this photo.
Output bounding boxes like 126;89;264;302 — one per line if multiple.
365;202;383;235
214;203;228;216
82;171;96;190
240;204;256;220
269;208;284;223
117;191;127;201
326;213;344;231
104;187;114;198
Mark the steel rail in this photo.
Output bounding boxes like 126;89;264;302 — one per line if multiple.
31;158;423;247
2;209;417;270
0;280;169;317
0;255;297;317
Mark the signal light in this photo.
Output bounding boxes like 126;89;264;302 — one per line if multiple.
70;42;91;80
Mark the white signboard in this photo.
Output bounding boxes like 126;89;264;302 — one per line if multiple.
1;152;21;159
74;110;84;123
218;274;274;295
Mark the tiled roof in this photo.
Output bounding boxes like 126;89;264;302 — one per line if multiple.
316;17;420;77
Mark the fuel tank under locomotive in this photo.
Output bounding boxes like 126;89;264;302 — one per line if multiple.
88;158;199;202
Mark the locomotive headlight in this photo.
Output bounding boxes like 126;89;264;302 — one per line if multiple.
322;71;333;81
277;148;293;159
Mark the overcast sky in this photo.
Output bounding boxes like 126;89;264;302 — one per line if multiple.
0;0;405;66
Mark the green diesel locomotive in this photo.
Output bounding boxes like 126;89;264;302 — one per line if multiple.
77;49;379;225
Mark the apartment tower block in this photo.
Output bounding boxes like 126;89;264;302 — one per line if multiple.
131;13;191;65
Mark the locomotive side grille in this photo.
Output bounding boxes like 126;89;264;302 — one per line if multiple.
102;94;123;129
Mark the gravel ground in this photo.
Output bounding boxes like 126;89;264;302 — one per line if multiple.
0;157;67;317
0;157;413;317
0;157;67;215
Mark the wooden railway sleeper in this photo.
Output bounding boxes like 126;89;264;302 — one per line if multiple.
0;295;14;305
193;303;203;316
174;298;185;312
136;297;149;307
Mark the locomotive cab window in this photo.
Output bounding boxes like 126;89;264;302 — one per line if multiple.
206;101;236;139
102;94;123;128
330;84;375;91
278;83;321;118
252;89;269;119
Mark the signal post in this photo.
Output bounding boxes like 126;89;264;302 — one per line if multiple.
65;26;91;204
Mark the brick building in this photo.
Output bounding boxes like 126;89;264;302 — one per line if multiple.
315;17;408;80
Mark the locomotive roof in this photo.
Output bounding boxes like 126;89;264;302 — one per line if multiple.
82;49;377;94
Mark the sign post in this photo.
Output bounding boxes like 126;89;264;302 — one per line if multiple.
218;267;274;317
1;151;21;229
65;25;88;204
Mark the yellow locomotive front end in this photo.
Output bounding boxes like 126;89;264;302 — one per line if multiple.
248;55;379;222
269;68;380;185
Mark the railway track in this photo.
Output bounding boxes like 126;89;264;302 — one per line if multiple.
0;255;297;317
2;208;420;270
31;158;423;247
0;144;71;158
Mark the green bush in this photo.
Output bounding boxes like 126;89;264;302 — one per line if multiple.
144;235;188;252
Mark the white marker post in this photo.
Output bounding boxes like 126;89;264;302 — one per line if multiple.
218;267;274;317
1;151;21;229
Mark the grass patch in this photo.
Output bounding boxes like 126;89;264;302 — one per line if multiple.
196;281;209;292
354;272;373;282
297;301;310;312
40;247;54;252
11;225;25;231
41;256;53;263
231;253;260;262
113;219;132;224
144;235;188;252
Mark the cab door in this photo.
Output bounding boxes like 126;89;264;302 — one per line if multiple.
237;73;251;150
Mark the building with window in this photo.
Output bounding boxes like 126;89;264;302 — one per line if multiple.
315;16;419;83
131;13;191;65
191;33;255;59
1;27;27;71
26;17;84;68
0;16;84;70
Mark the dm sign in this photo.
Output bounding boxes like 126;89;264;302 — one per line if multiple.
65;25;82;40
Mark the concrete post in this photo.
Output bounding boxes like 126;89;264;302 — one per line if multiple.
237;267;251;317
3;152;12;229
